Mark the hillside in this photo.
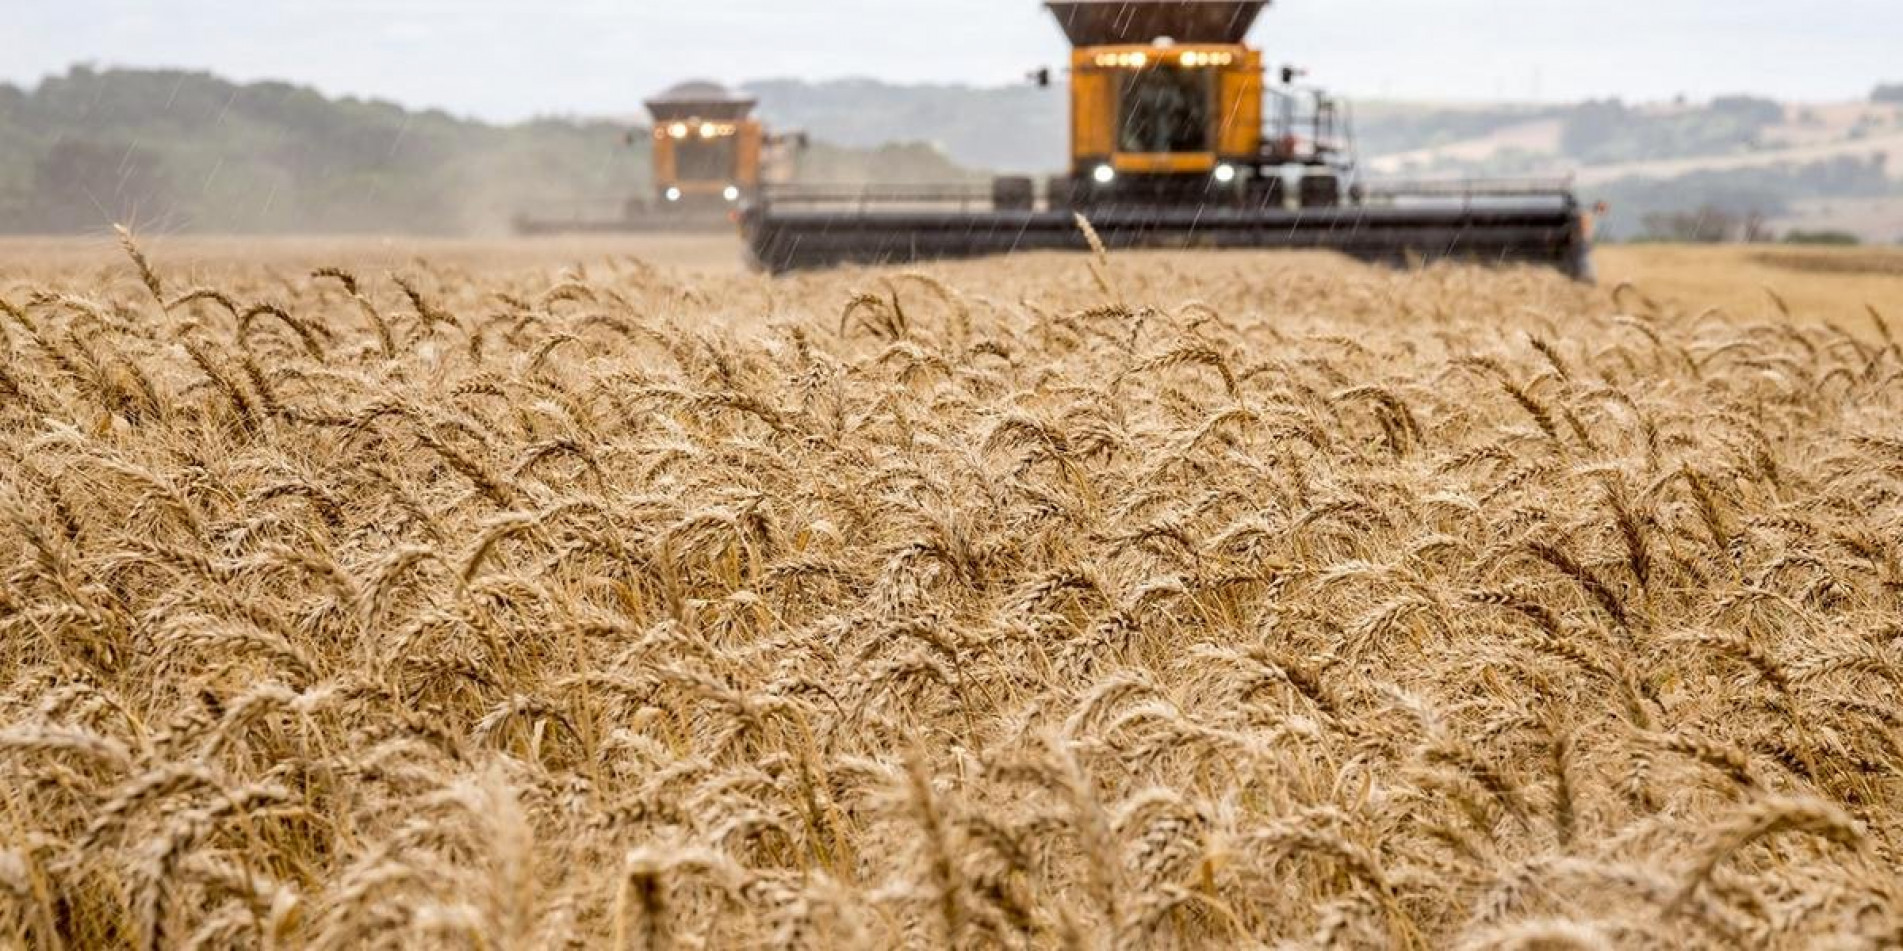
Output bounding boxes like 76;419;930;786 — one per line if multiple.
0;68;653;236
0;69;972;236
4;67;1901;242
1364;97;1903;241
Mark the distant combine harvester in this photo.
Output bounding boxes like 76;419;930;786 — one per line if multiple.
515;81;803;235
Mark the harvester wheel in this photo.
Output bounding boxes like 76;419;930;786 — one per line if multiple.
993;176;1035;212
1249;176;1287;210
1045;175;1076;211
1299;173;1341;209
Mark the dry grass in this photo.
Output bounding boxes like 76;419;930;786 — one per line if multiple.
2;235;1902;949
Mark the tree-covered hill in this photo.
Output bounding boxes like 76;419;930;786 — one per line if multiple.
5;66;1899;241
0;68;654;234
0;68;971;236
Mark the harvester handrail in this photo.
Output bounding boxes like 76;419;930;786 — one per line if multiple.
760;183;996;212
1358;177;1579;213
1363;177;1577;198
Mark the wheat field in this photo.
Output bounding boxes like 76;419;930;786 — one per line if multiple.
1;235;1901;949
1594;244;1903;332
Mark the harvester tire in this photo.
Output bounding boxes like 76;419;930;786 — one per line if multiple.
1249;176;1287;210
1299;173;1341;209
1045;176;1076;211
993;176;1035;212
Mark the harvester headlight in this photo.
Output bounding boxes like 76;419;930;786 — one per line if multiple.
664;187;683;202
1092;164;1116;185
668;123;689;139
1214;164;1238;184
699;122;718;139
723;185;741;202
1179;51;1235;68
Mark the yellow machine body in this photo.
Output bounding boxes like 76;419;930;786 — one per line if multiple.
651;118;764;199
1069;44;1263;177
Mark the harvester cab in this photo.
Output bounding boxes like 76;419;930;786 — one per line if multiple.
742;0;1593;280
1042;0;1354;211
643;82;765;218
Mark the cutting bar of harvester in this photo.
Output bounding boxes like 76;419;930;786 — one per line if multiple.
742;180;1595;280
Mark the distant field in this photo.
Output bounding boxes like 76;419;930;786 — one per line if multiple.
1776;195;1903;251
0;234;753;277
3;236;1900;947
1597;244;1903;331
5;236;1896;331
7;237;1895;315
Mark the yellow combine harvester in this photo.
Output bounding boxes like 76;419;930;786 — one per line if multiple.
744;0;1594;278
518;81;798;234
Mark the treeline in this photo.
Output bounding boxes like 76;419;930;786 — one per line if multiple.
0;68;660;234
0;68;973;236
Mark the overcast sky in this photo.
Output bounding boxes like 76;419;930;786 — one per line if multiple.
7;1;1900;121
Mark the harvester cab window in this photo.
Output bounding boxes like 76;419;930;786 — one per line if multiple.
1117;66;1213;154
675;135;737;183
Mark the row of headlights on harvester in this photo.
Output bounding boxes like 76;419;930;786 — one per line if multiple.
1092;51;1237;69
662;185;744;203
1088;164;1241;186
657;122;738;140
